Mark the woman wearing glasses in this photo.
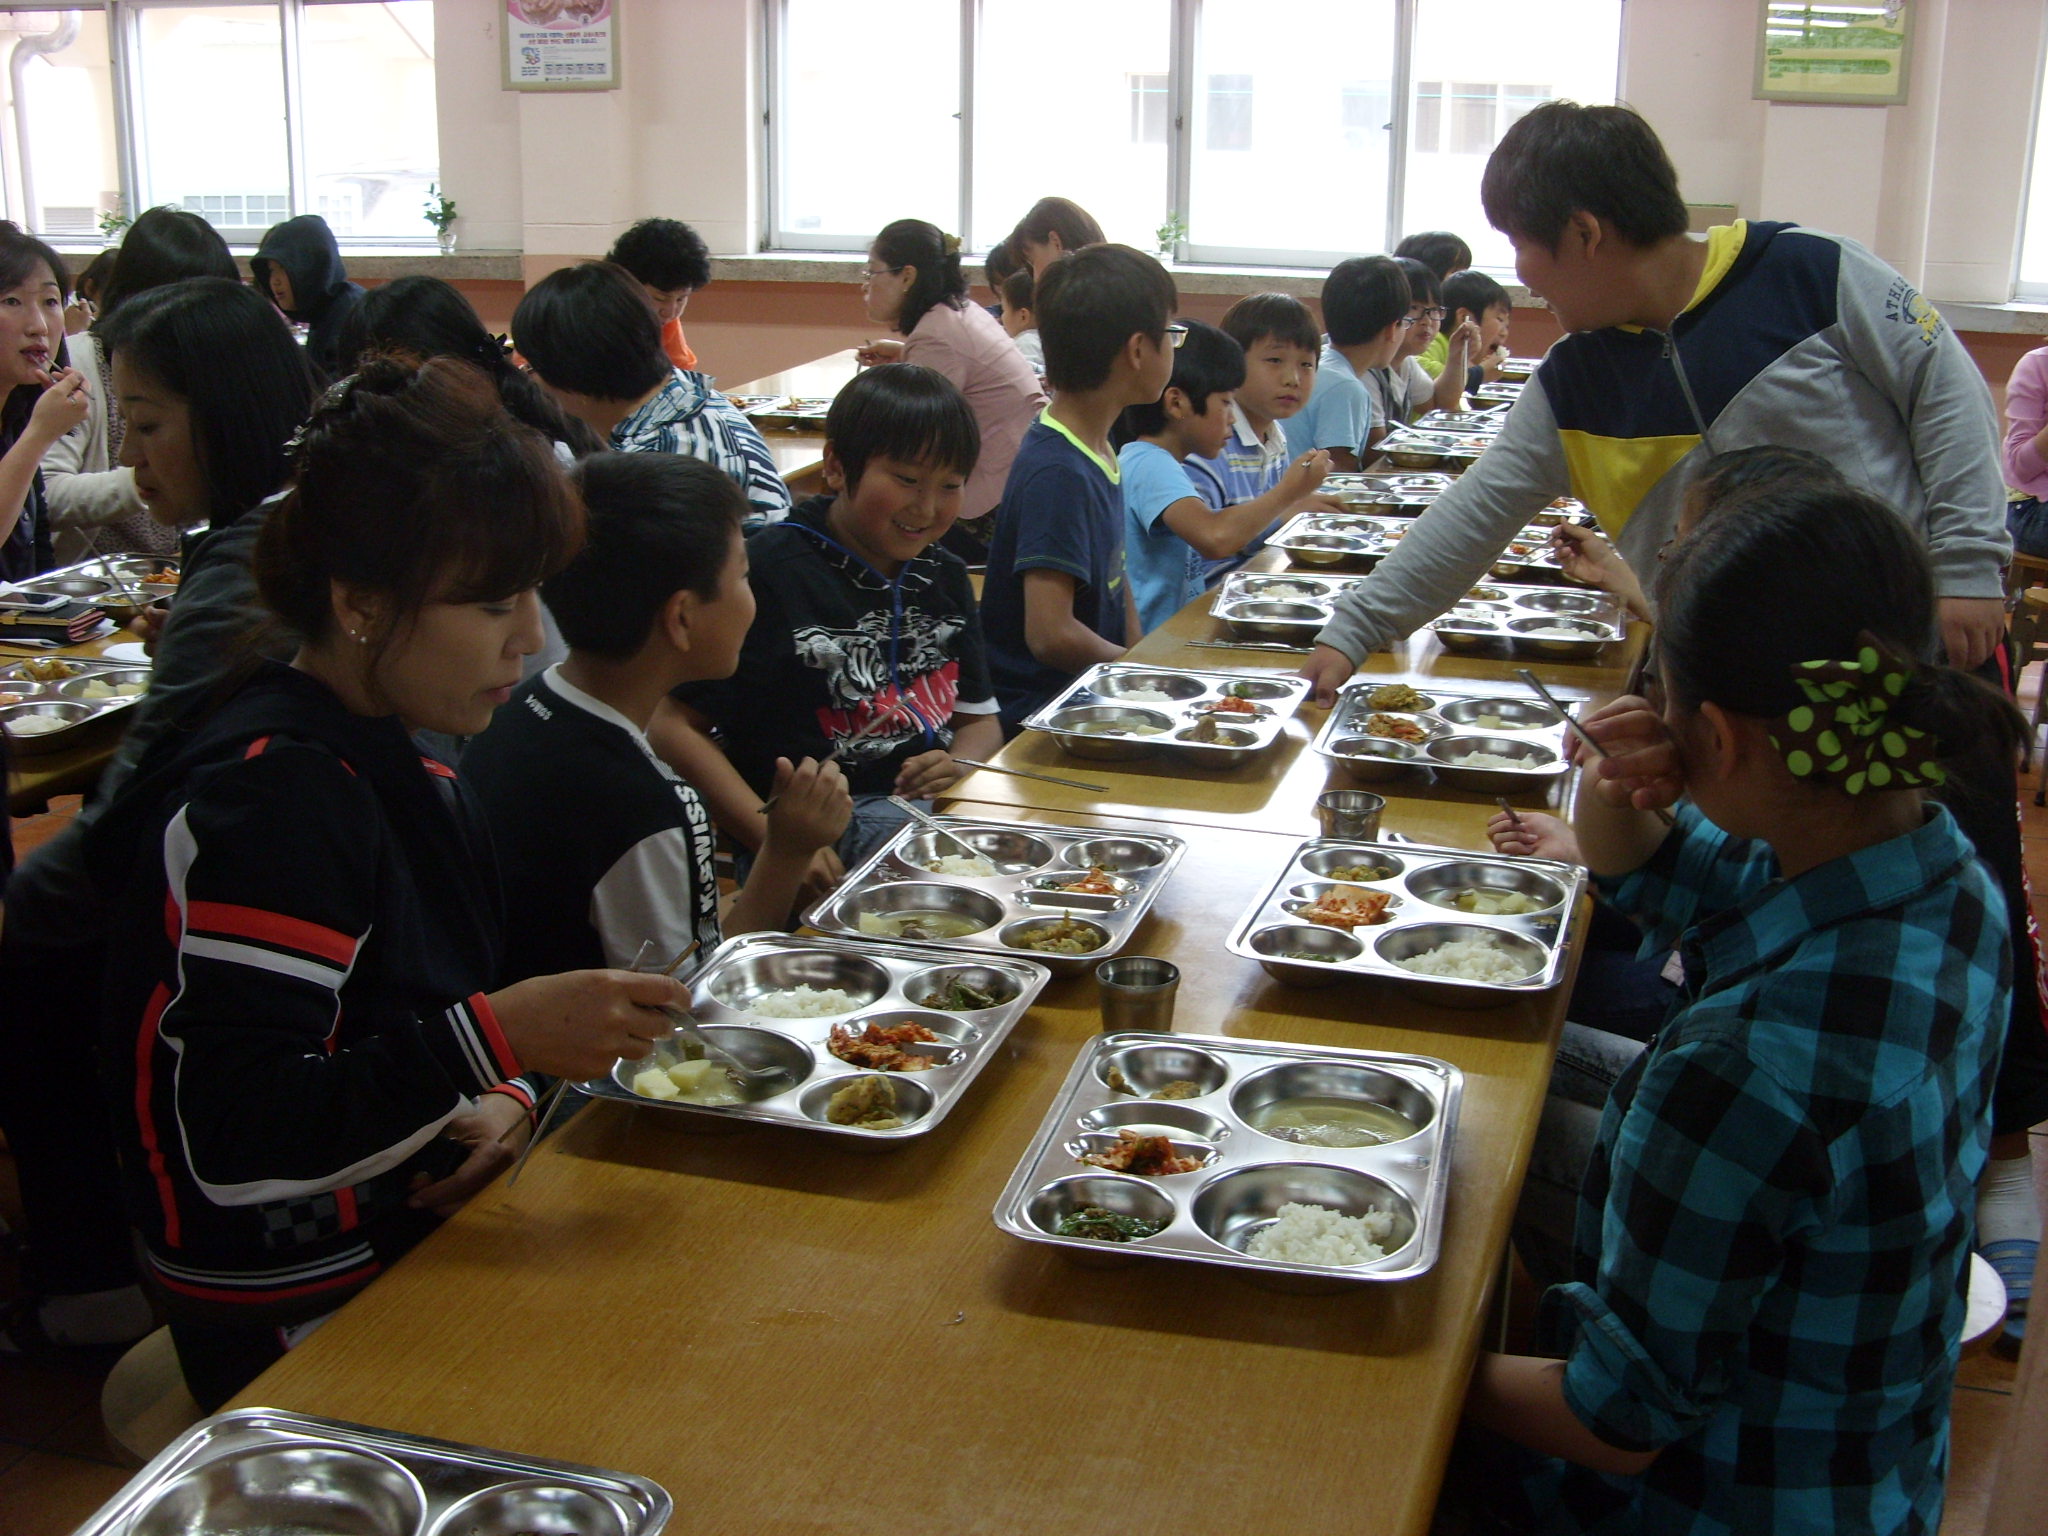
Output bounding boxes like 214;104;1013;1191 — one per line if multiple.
855;219;1045;550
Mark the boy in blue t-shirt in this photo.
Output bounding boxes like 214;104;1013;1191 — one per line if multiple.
981;245;1179;731
1117;319;1330;634
1282;255;1411;471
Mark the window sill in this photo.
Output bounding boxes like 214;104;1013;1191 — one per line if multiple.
51;244;525;282
714;251;2048;333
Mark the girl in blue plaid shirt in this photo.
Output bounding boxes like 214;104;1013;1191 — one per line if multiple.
1464;481;2023;1536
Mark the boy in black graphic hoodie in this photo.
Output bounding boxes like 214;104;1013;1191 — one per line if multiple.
250;214;365;378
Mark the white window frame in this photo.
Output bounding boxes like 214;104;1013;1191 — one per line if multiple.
3;0;434;246
760;0;1621;269
2014;21;2048;302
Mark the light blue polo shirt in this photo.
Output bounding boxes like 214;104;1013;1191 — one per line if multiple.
1283;340;1375;461
1119;439;1211;634
1184;401;1294;582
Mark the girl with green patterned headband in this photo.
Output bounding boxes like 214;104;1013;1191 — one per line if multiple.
1467;477;2027;1533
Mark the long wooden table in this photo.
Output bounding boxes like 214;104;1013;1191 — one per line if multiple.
230;811;1579;1536
724;347;863;495
223;556;1628;1535
945;547;1643;841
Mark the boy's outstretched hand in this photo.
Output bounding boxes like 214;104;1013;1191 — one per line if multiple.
762;755;852;855
1279;448;1332;505
893;749;963;800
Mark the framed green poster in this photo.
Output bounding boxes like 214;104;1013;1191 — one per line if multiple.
1755;1;1912;106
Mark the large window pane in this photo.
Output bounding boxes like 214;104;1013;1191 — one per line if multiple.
136;4;290;238
2021;64;2048;295
301;1;436;240
1188;0;1395;258
776;0;957;246
0;9;119;239
1402;0;1621;271
973;0;1168;252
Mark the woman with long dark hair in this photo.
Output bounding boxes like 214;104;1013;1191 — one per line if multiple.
45;205;238;563
0;225;85;579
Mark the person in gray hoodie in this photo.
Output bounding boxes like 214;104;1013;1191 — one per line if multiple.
1302;101;2010;701
250;213;365;379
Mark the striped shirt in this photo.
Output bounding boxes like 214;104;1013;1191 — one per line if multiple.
1535;802;2008;1535
611;368;791;529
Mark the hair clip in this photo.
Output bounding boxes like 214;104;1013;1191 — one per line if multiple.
283;374;360;457
941;232;962;256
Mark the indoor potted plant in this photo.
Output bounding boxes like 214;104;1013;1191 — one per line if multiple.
424;184;457;254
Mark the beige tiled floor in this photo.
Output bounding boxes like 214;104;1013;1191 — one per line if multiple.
1;749;2043;1532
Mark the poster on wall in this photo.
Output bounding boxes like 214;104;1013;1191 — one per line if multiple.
503;0;619;92
1754;1;1911;106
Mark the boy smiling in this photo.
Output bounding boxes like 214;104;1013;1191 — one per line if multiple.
680;363;1002;862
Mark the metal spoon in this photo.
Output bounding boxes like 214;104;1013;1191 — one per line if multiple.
887;795;977;859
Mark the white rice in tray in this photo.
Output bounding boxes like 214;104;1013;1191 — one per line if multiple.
1449;750;1534;770
924;853;998;877
1394;936;1535;984
1246;1201;1392;1265
749;985;861;1018
1114;687;1178;705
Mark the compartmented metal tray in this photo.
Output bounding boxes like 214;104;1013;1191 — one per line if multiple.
1471;379;1527;406
1207;569;1368;642
803;816;1185;975
1224;836;1586;1003
1376;427;1488;471
1429;573;1624;660
1495;356;1542;381
583;932;1048;1139
1020;663;1309;767
1320;470;1454;514
1312;679;1579;793
745;395;834;429
993;1031;1462;1283
1267;511;1406;571
1411;407;1507;437
71;1406;671;1536
0;657;151;755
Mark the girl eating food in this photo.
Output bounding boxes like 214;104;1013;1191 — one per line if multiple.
85;359;685;1408
1463;479;2019;1534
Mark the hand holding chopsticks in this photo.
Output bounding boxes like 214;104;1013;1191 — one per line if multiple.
1515;668;1679;828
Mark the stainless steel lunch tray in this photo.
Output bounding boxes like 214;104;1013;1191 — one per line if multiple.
1267;511;1419;570
1411;408;1506;437
1472;380;1527;405
1313;679;1579;794
583;932;1048;1139
748;396;834;429
803;816;1185;977
0;659;150;754
71;1407;671;1536
1319;470;1454;514
1225;836;1587;1003
1429;583;1623;659
994;1031;1462;1284
1021;663;1309;767
1377;428;1487;471
1207;570;1369;641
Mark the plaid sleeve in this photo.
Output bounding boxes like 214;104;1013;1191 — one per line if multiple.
1601;802;1777;956
1555;1023;1830;1452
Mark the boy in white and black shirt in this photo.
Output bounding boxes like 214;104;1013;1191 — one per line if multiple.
464;453;848;983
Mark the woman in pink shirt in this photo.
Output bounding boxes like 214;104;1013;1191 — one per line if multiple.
856;220;1045;542
2002;345;2048;556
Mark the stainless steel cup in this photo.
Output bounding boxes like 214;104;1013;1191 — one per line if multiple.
1097;956;1180;1032
1316;789;1385;841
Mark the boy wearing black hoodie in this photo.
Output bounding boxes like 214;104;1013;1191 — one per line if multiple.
250;214;365;377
